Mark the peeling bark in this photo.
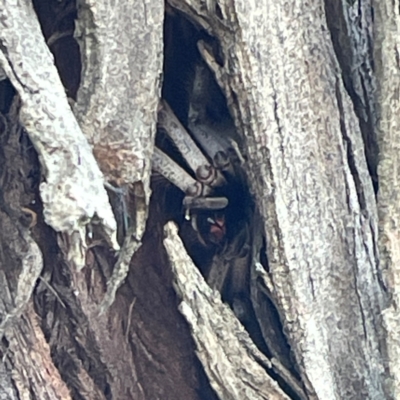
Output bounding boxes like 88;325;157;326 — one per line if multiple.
0;0;118;268
0;0;396;399
165;0;388;398
164;221;292;400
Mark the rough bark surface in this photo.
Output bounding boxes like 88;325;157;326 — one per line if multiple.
164;222;290;400
0;0;118;268
166;0;388;398
0;0;396;399
374;0;400;397
72;0;164;311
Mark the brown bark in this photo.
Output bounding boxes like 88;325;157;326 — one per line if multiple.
0;0;395;399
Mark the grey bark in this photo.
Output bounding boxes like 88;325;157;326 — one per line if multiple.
0;0;118;265
0;0;396;399
166;0;388;398
374;0;400;398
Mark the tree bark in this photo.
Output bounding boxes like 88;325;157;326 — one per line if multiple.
0;0;395;399
374;0;400;398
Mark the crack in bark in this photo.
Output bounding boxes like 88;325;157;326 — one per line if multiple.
335;77;367;211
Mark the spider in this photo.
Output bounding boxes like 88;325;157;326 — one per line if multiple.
152;11;255;322
152;97;253;315
149;14;304;392
154;99;249;237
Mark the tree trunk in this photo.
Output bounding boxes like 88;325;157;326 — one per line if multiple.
0;0;395;399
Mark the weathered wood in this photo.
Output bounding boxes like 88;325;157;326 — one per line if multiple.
374;0;400;397
0;0;118;268
0;0;395;398
0;100;72;399
324;0;378;187
167;0;388;398
74;0;162;193
164;221;291;400
73;0;164;309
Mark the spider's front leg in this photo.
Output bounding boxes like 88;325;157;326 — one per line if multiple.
153;100;229;213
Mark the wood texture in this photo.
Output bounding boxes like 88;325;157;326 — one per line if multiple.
167;0;388;398
0;0;395;398
374;0;400;397
0;0;118;268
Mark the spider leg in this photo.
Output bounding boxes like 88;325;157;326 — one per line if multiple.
158;100;226;188
188;122;231;162
152;147;205;197
152;147;229;212
182;196;228;210
185;54;242;176
188;119;246;180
